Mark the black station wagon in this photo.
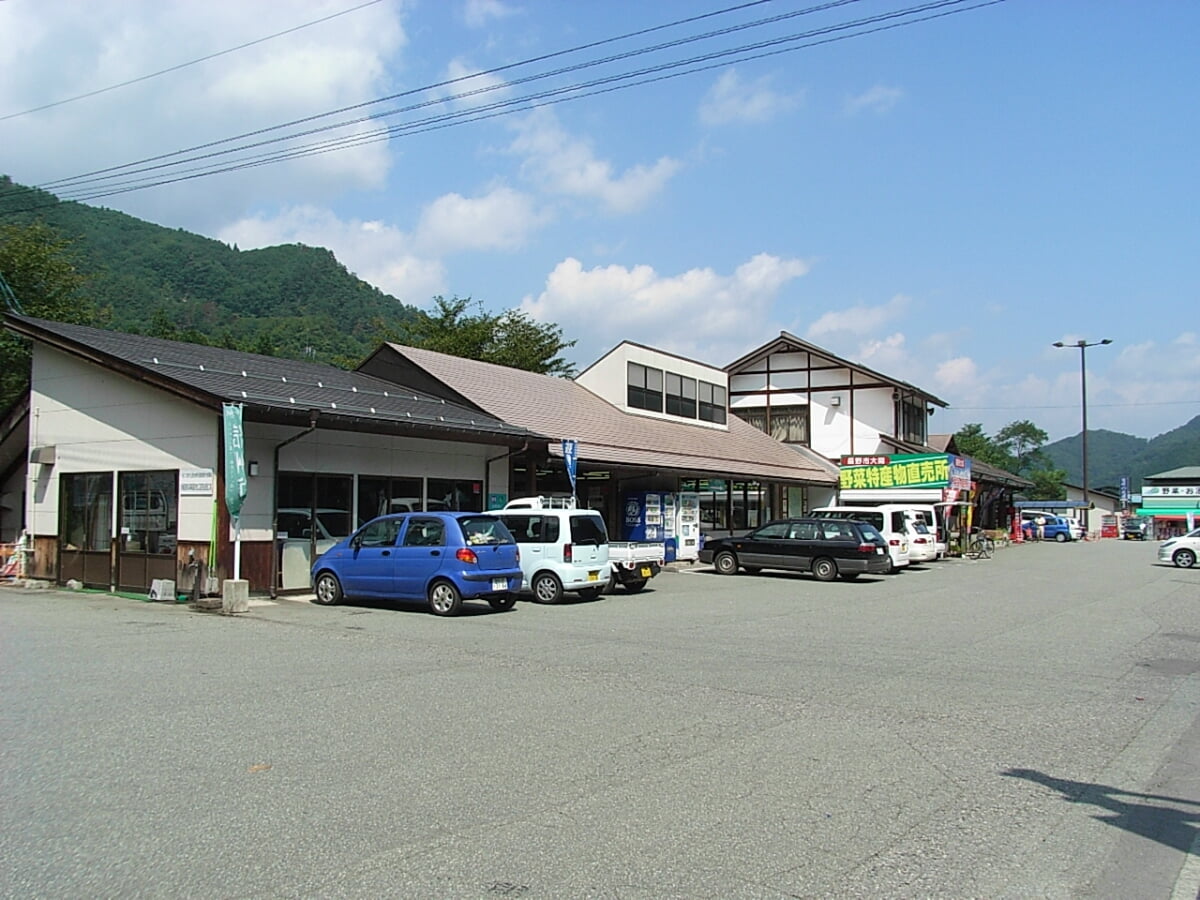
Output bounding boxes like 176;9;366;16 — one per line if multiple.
699;517;892;581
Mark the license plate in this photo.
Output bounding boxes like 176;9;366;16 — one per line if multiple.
491;577;508;591
876;548;884;555
640;566;651;577
588;571;599;581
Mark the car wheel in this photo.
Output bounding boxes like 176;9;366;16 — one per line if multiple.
532;572;564;604
714;551;738;575
839;572;860;581
623;578;648;593
487;593;517;611
1055;532;1068;543
577;586;604;600
812;557;838;582
1174;549;1197;569
428;580;463;616
313;571;342;606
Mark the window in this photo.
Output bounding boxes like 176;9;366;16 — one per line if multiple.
733;405;807;443
357;476;424;525
698;381;726;424
627;362;664;412
461;516;515;546
427;479;483;512
899;398;927;445
569;515;608;545
358;518;401;547
61;472;113;552
403;517;445;547
788;521;818;540
752;522;790;539
119;470;177;555
665;373;697;418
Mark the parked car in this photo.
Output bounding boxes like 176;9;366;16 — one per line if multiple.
1123;518;1149;540
497;497;612;603
699;517;891;582
1021;516;1074;542
906;520;939;562
310;512;523;615
1158;528;1200;568
810;506;911;571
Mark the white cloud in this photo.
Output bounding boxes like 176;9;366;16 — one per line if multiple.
0;0;406;232
934;356;980;390
520;253;809;364
217;204;445;307
414;185;547;254
699;69;802;126
845;84;904;115
462;0;518;28
508;111;681;213
436;58;512;110
806;294;911;339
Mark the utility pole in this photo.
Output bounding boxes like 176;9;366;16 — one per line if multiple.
1052;338;1113;531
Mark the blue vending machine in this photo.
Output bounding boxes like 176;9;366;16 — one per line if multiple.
623;492;666;544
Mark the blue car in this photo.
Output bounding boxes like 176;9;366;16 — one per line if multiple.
1021;516;1073;542
310;512;523;616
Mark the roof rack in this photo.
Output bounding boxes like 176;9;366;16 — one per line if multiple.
502;495;577;510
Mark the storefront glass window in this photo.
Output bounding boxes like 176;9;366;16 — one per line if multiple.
61;472;113;551
427;479;484;512
118;470;177;555
357;476;425;525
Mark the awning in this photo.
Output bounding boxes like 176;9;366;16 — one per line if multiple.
1133;508;1200;518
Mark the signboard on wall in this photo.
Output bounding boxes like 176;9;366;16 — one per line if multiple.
180;469;215;496
839;453;955;490
1143;485;1200;497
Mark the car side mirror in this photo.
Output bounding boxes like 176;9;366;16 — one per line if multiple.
350;535;362;550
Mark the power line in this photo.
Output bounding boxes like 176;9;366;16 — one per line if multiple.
34;0;856;194
0;0;1007;212
0;0;387;122
949;400;1200;411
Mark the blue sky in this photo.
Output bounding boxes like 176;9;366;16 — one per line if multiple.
2;0;1198;441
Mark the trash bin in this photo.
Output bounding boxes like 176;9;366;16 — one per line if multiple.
664;538;677;563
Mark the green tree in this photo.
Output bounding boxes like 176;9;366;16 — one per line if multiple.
1027;467;1068;500
0;221;96;409
952;423;1013;469
994;419;1050;475
373;295;577;376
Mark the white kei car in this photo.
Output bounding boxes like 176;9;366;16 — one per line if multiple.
1158;528;1200;568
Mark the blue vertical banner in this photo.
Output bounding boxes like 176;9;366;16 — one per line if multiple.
562;438;578;496
223;403;248;520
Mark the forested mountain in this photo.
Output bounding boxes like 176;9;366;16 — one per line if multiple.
0;178;417;365
1043;416;1200;491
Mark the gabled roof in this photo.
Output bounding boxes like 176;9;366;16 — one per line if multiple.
1145;467;1200;481
360;343;840;485
726;331;950;408
3;315;533;444
880;435;1033;488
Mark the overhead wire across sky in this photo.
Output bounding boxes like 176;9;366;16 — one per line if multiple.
1;0;1009;213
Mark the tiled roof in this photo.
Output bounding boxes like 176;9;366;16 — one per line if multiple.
372;344;840;484
1146;467;1200;481
4;315;532;441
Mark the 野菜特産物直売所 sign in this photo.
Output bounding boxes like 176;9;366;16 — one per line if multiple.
839;453;967;491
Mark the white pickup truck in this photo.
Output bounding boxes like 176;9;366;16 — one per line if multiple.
607;541;664;593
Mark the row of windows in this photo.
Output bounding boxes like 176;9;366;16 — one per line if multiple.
628;363;727;424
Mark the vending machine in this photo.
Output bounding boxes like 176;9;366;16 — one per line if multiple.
623;492;665;542
674;491;701;562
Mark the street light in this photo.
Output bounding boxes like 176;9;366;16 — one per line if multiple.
1052;338;1113;523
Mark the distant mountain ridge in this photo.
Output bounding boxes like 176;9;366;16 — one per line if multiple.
1042;415;1200;491
0;178;418;365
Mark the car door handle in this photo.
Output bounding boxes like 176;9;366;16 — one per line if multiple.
381;550;390;556
430;550;440;557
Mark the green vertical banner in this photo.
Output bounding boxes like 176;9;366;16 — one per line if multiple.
223;403;247;520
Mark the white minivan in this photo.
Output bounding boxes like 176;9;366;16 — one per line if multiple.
498;497;611;603
812;506;916;571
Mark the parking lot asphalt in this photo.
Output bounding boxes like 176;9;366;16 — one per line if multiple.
3;539;1200;899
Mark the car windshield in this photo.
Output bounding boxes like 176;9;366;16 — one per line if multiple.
459;516;515;546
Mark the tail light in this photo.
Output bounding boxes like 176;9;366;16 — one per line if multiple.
889;538;900;546
456;547;478;564
563;543;573;562
857;543;877;554
914;537;928;544
514;548;520;564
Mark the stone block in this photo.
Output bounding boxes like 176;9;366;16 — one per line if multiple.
221;579;250;614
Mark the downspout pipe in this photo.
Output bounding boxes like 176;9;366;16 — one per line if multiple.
270;410;319;598
484;440;528;509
